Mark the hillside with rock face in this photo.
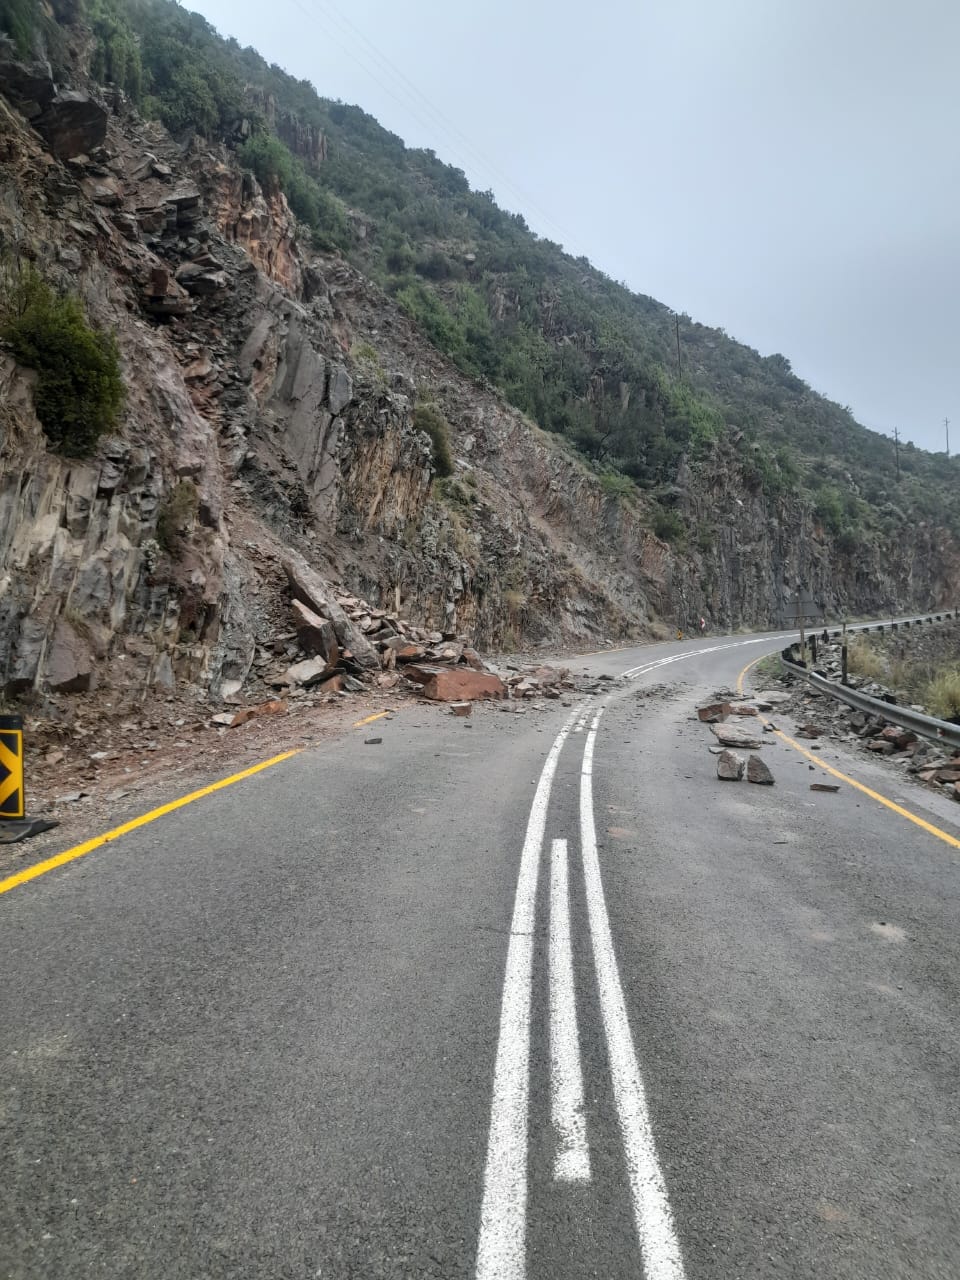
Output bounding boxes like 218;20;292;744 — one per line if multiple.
0;7;957;721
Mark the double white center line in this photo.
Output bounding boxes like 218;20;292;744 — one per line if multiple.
477;648;696;1279
475;709;581;1280
548;837;590;1184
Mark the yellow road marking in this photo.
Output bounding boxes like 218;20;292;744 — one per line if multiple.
775;729;960;851
735;649;959;849
736;652;771;695
353;710;392;728
0;750;301;898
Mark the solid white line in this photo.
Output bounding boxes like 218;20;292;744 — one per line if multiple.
621;634;792;681
549;838;591;1183
580;710;687;1280
475;706;582;1280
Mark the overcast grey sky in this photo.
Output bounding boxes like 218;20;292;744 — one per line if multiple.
189;0;958;452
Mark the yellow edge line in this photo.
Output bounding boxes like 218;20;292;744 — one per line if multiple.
0;749;301;898
736;652;770;695
775;729;960;851
353;710;392;729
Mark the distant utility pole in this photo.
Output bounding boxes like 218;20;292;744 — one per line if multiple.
893;426;901;481
674;313;683;382
946;417;951;457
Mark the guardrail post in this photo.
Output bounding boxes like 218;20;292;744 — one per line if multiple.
841;622;848;686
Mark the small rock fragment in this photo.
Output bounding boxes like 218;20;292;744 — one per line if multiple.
746;754;775;785
364;736;382;745
810;783;840;793
717;749;745;781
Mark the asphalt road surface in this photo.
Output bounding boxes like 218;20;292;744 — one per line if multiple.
3;632;960;1279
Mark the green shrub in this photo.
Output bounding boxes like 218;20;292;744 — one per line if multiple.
651;505;685;544
87;0;143;100
924;668;960;720
846;636;886;680
0;267;124;456
156;480;199;558
599;471;636;498
414;402;454;477
0;0;36;53
237;134;349;248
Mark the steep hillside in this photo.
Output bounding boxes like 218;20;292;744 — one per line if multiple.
0;0;957;716
29;0;959;545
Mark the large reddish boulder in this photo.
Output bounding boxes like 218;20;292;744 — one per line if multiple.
406;665;506;701
697;702;731;723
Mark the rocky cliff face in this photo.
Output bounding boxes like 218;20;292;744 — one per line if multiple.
0;40;955;713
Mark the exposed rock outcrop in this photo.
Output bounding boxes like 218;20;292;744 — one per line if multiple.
0;31;955;717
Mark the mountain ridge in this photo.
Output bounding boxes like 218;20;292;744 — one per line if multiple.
0;0;956;716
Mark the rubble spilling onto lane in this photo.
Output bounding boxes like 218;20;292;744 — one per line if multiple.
764;638;960;803
697;695;776;785
191;551;626;728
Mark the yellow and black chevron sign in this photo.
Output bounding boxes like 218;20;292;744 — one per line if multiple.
0;716;25;820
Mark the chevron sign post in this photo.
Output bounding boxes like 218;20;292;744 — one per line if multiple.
0;714;57;845
0;715;24;820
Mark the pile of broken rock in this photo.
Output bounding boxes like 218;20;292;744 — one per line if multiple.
773;666;960;803
697;697;775;786
213;553;574;727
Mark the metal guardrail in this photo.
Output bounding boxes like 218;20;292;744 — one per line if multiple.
811;610;957;642
779;617;960;749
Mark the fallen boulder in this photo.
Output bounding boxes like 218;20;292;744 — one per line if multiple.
291;599;339;667
746;754;774;785
711;723;763;749
698;702;731;723
35;90;107;159
283;656;333;687
406;665;506;702
717;749;745;780
283;553;379;671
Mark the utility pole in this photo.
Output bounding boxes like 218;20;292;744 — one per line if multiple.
946;417;951;457
675;313;683;382
893;426;901;481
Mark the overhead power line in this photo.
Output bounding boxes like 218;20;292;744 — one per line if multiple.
276;0;592;258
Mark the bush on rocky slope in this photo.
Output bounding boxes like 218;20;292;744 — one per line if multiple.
0;265;124;455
